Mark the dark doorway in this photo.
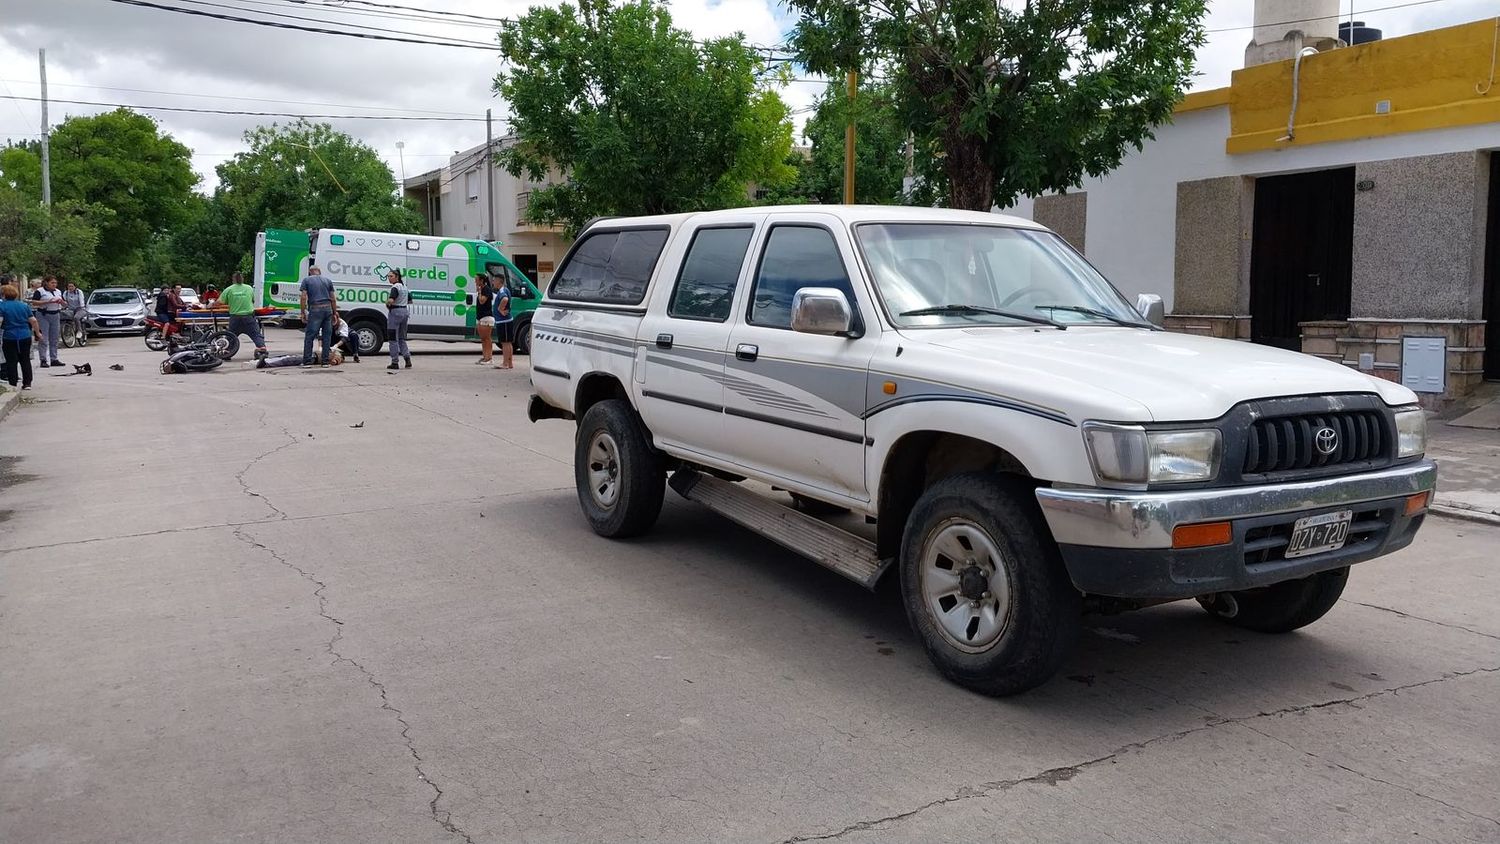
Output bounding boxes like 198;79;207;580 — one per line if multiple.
1249;167;1355;350
512;253;540;286
1484;153;1499;380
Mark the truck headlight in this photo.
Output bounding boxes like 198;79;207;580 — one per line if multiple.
1084;423;1221;486
1394;408;1426;458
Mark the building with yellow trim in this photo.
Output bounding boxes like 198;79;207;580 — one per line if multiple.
1005;10;1500;404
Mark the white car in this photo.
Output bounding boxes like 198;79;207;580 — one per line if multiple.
527;206;1436;695
178;287;201;306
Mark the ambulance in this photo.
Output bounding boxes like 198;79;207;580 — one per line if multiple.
253;227;542;355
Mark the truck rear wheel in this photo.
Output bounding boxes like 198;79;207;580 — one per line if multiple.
1198;567;1348;633
575;400;665;538
900;473;1080;696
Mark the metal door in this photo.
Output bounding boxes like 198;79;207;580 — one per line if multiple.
1249;168;1355;350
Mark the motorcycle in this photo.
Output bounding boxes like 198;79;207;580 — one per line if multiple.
159;333;227;374
144;314;239;359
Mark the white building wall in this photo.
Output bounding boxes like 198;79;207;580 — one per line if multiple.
1003;109;1500;310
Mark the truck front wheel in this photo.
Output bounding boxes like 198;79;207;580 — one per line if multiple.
900;473;1080;696
575;400;665;538
1198;567;1348;633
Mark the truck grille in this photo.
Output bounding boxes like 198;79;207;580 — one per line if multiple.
1243;410;1388;475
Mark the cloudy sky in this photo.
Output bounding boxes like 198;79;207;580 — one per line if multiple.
0;0;1492;194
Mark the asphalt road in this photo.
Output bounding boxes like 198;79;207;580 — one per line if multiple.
2;336;1497;843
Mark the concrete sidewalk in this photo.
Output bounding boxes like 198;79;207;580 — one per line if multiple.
1428;421;1500;524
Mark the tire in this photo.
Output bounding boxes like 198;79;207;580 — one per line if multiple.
77;326;87;347
574;400;665;538
205;329;240;360
899;473;1080;696
515;316;533;355
61;322;78;348
1199;567;1349;633
145;328;166;352
352;319;385;356
790;492;849;517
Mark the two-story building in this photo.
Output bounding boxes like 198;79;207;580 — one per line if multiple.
1004;3;1500;407
403;138;570;288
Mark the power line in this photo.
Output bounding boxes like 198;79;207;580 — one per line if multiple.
1;94;487;121
0;78;479;117
1204;0;1450;33
166;0;497;45
103;0;500;49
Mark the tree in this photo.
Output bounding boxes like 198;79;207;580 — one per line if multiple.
494;0;795;235
0;184;109;282
211;120;423;269
0;110;197;270
763;81;912;206
787;0;1208;210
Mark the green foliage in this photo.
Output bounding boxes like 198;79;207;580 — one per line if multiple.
761;80;913;206
787;0;1209;210
0;110;197;269
494;0;795;235
0;184;109;283
211;120;423;269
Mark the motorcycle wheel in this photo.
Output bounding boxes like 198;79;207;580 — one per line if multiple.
205;330;240;361
181;353;224;372
145;328;167;352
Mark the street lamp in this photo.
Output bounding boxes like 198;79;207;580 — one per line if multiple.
395;140;407;184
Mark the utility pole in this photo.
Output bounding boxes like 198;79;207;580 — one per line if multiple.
842;70;857;205
39;48;52;208
485;108;496;242
395;140;406;184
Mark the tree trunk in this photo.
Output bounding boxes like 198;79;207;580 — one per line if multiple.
943;127;993;211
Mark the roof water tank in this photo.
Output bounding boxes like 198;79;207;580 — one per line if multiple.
1253;0;1341;46
1339;21;1383;45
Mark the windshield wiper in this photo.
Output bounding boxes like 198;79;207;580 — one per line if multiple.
900;304;1065;329
1035;304;1157;329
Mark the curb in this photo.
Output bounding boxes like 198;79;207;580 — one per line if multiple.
0;389;19;425
1430;502;1500;528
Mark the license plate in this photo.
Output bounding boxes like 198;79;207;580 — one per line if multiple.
106;319;126;326
1284;510;1352;558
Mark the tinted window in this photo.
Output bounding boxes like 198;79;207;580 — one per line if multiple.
668;226;754;322
749;226;852;329
549;228;670;305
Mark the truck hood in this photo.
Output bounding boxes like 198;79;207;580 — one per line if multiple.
907;326;1416;422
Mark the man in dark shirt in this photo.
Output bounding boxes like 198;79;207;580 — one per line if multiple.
298;267;337;366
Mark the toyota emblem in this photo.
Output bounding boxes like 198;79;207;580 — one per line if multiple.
1314;426;1339;455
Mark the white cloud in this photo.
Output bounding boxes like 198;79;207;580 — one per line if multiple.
1;0;1492;191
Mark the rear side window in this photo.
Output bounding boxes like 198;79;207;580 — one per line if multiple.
549;228;670;305
668;226;754;322
749;226;853;329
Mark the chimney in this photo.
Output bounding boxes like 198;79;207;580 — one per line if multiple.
1245;0;1343;68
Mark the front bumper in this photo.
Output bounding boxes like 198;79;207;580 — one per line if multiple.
1034;460;1436;600
87;315;147;334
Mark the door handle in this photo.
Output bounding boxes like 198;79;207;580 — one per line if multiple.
466;294;474;305
656;333;673;349
736;343;759;362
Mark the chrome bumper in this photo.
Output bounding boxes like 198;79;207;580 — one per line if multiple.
1035;460;1437;549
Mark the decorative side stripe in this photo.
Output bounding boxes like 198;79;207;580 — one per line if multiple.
863;394;1076;427
532;365;571;380
724;406;865;444
641;390;723;413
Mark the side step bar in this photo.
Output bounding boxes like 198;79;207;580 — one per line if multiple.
669;470;892;590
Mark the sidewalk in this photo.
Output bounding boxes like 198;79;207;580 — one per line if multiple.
1428;422;1500;524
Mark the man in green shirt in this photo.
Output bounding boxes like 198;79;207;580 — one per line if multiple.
220;272;267;358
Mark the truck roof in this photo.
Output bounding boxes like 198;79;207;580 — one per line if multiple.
587;205;1047;232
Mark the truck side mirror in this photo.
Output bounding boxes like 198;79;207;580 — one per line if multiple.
1135;293;1165;328
791;288;855;336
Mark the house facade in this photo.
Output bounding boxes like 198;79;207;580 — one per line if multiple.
1005;12;1500;406
402;139;570;288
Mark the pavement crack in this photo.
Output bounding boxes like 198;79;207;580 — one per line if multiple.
778;666;1500;843
1239;722;1500;828
1346;600;1500;642
232;525;474;843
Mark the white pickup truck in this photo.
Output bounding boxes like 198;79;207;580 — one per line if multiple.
527;206;1436;695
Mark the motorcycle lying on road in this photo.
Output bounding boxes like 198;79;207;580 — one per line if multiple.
144;315;239;360
159;332;231;374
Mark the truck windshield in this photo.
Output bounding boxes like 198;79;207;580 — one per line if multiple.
856;223;1147;328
